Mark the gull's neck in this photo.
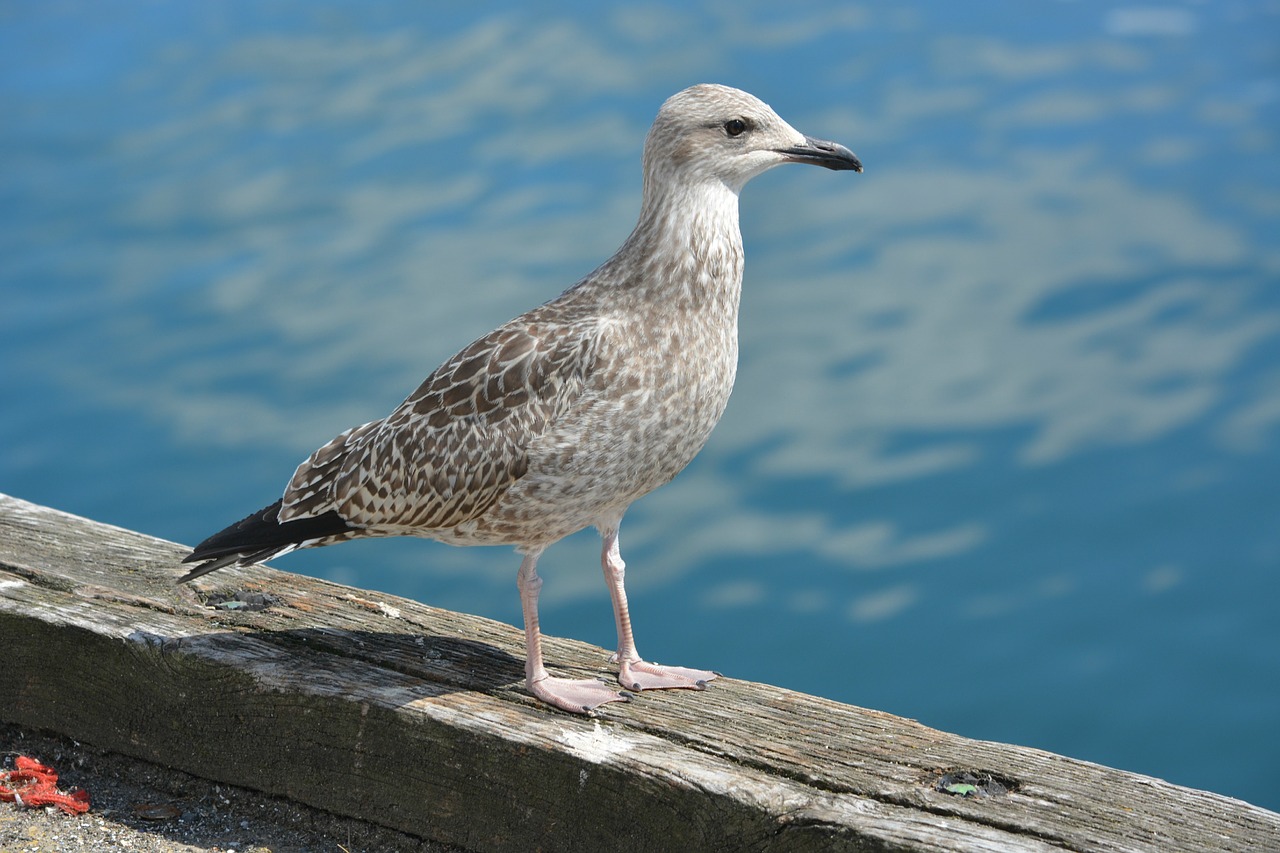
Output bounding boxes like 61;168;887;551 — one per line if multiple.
601;177;745;315
637;176;743;250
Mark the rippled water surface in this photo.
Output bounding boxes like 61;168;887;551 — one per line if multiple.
4;2;1278;809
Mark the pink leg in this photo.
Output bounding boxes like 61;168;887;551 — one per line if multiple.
600;526;718;693
517;548;629;714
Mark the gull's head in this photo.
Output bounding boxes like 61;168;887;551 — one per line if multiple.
643;84;862;196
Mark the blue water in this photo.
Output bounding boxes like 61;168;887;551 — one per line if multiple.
4;2;1278;811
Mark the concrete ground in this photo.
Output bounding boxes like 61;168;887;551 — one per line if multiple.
1;723;460;853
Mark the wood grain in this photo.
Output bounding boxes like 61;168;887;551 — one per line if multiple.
2;493;1276;852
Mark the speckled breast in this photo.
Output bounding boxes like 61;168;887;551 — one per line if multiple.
457;299;740;547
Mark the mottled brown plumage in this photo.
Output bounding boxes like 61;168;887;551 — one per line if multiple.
183;84;860;714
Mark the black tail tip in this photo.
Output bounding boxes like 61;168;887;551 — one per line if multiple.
175;553;242;585
180;499;352;583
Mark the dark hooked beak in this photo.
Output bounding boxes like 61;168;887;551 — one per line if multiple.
778;135;863;172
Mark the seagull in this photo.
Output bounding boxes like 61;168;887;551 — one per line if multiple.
181;84;861;714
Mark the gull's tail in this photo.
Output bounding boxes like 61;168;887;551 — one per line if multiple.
179;499;353;583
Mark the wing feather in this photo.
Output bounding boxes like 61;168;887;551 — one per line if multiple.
277;318;594;532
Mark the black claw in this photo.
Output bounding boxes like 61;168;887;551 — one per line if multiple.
619;691;635;702
694;680;708;690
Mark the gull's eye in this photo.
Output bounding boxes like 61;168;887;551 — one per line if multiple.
724;118;748;137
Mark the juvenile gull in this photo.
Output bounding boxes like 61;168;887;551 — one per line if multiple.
182;84;861;714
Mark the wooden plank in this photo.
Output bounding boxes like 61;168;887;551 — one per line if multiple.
1;492;1276;852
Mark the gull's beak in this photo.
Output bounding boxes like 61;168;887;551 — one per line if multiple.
778;135;863;172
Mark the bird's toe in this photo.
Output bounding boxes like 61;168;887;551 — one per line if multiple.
618;660;719;692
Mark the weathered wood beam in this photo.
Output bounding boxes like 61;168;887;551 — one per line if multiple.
2;493;1276;852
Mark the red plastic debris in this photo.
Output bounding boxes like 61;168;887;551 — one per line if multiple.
0;755;90;815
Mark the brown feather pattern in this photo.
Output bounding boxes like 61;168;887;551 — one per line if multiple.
182;83;861;714
181;85;860;715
